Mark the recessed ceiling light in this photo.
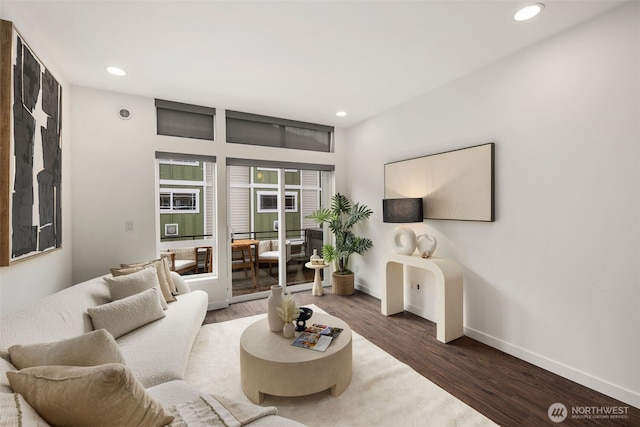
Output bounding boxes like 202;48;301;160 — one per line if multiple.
336;111;347;117
514;3;544;21
106;66;127;76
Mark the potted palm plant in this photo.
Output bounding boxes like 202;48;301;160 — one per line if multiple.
307;193;373;295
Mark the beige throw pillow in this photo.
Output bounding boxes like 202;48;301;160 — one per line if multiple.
87;288;165;339
104;266;168;309
110;265;143;276
0;393;49;426
159;253;180;294
8;329;125;370
7;363;173;427
147;257;177;300
115;259;177;303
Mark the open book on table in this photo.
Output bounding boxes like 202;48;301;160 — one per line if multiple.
291;324;344;352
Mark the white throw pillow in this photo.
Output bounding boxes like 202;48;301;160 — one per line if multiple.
170;271;191;295
87;288;165;339
1;354;15;393
8;329;125;370
104;265;168;309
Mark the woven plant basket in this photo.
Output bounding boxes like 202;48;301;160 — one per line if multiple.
332;272;355;296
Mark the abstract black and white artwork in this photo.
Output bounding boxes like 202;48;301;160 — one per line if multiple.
1;20;62;265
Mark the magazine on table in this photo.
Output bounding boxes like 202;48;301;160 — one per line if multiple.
291;324;344;352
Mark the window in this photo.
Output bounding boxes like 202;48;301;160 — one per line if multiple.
226;110;333;152
155;99;215;141
257;191;298;213
156;152;215;243
160;189;200;213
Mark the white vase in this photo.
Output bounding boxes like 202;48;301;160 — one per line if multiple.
416;234;437;258
267;285;285;332
283;322;295;338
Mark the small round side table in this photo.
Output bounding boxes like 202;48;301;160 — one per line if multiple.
305;262;329;296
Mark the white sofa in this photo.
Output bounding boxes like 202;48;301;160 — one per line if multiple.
0;267;304;426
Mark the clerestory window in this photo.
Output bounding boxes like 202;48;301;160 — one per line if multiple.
226;110;334;152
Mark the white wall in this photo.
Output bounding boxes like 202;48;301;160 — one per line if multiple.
346;3;639;407
1;0;347;313
70;87;345;306
0;6;73;315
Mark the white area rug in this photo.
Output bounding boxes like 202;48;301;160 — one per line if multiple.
185;305;497;427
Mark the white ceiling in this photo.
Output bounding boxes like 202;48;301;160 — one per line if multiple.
3;0;625;128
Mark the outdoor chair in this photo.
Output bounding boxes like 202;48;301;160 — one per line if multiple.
257;240;292;275
163;246;212;275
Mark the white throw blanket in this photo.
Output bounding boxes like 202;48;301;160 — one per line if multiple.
168;394;277;427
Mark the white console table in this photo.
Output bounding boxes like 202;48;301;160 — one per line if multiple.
381;254;464;343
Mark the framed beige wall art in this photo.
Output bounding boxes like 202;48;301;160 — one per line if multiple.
0;20;63;265
384;143;495;222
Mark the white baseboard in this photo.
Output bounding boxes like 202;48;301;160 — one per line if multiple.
404;303;436;324
464;326;640;409
355;283;380;299
355;285;639;409
207;300;229;311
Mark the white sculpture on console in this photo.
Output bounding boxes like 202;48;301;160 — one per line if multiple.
416;234;437;258
391;226;417;255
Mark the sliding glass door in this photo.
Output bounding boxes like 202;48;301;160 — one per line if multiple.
228;160;332;299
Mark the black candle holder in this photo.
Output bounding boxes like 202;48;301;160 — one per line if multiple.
296;307;313;331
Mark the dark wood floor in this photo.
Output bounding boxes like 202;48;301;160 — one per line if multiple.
204;290;639;427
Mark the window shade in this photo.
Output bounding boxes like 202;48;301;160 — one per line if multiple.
155;99;215;141
226;110;333;152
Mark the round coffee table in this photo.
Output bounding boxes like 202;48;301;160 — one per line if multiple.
240;312;352;404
